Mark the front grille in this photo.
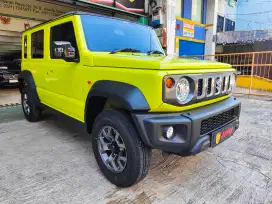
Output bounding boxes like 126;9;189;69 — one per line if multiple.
200;109;236;135
196;73;232;99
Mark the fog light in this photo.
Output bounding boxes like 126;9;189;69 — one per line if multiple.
164;126;174;139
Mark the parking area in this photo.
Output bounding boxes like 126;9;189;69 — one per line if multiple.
0;88;20;105
0;97;272;204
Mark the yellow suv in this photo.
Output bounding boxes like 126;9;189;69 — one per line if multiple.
19;12;241;187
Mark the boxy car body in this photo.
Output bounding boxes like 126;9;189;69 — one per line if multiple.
19;12;241;187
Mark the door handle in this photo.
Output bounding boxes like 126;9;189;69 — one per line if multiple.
47;69;54;75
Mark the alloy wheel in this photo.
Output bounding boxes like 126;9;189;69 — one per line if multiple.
97;126;127;173
22;93;30;115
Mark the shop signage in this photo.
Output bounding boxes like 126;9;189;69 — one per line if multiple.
183;22;194;38
227;0;236;8
0;16;11;24
0;0;74;20
0;0;145;21
24;22;31;30
84;0;144;13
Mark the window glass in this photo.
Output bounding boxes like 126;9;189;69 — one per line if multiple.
81;15;163;54
50;22;78;59
225;19;235;31
31;30;44;58
24;36;27;58
191;0;203;23
217;15;224;32
176;0;183;17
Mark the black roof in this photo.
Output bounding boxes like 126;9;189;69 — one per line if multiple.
23;11;148;33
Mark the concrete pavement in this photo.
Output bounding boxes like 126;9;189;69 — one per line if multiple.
0;98;271;204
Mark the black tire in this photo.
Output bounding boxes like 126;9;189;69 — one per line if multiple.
92;109;151;187
21;83;42;122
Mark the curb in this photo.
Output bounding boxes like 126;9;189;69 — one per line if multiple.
0;103;21;109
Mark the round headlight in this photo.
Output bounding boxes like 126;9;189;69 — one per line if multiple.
176;77;190;103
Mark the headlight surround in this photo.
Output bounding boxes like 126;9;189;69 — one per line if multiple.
230;73;236;90
163;72;235;106
176;77;190;103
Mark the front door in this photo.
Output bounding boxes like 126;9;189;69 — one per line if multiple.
44;20;84;121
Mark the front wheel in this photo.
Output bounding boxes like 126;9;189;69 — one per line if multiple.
92;109;151;187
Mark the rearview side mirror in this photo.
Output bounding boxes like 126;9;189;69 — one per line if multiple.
53;41;79;62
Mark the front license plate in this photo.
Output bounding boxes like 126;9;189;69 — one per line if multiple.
211;122;235;147
9;79;18;83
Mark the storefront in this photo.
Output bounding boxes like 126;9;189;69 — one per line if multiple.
175;0;208;56
0;0;147;58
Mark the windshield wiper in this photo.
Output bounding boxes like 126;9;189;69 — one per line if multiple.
110;48;141;54
147;50;164;55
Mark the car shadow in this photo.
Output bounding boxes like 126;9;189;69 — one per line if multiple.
41;108;189;170
42;109;90;142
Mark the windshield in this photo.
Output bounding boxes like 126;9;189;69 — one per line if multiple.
81;15;164;54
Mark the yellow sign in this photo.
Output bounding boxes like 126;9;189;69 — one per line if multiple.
215;132;221;145
183;22;194;38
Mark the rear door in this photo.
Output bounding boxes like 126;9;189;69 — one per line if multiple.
27;29;48;95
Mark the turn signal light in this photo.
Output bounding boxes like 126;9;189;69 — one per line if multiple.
165;78;174;88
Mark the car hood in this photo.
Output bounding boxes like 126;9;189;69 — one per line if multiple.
91;53;232;70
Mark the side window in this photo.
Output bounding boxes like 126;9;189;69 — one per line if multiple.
51;22;78;59
225;19;235;32
24;36;27;58
217;15;224;32
31;30;44;58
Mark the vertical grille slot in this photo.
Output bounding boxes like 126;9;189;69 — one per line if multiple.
227;76;231;90
197;79;203;96
207;78;212;95
222;76;226;92
215;76;221;94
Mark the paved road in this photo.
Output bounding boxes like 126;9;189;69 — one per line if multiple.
0;98;272;204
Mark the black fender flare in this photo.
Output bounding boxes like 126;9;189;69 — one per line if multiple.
86;80;150;112
18;70;40;106
84;80;150;132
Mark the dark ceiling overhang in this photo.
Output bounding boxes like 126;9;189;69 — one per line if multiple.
39;0;146;18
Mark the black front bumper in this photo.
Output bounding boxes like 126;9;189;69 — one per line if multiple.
132;96;241;155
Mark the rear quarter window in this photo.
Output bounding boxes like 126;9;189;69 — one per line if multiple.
31;30;44;59
24;36;27;59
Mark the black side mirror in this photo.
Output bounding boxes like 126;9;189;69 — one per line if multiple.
53;41;79;62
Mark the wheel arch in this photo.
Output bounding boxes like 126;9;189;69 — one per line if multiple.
85;80;150;133
18;70;40;107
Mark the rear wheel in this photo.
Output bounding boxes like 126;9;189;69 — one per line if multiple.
92;109;151;187
21;83;42;122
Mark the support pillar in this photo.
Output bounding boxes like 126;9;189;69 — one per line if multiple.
166;0;176;56
205;0;218;55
